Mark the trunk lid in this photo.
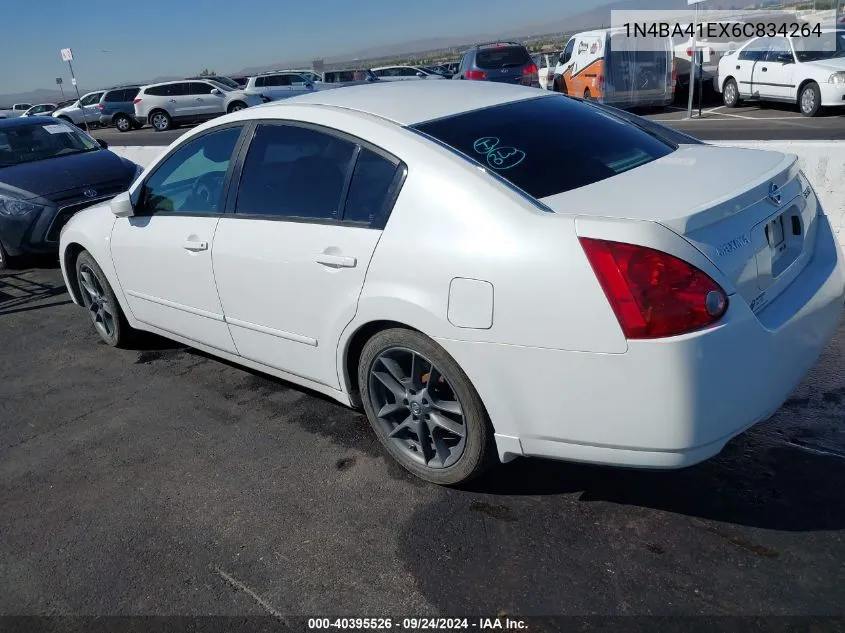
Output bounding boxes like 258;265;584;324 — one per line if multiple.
540;144;817;311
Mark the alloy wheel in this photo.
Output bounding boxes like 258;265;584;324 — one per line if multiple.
368;347;467;469
152;113;168;130
801;88;816;114
78;265;116;340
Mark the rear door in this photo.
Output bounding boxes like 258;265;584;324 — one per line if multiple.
211;121;404;388
187;82;218;120
166;82;194;121
734;37;769;97
474;44;534;85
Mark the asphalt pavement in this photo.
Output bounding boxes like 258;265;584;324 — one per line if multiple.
2;264;845;619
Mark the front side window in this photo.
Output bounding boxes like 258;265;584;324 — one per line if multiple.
0;121;99;167
235;124;356;220
189;82;214;95
765;37;794;63
562;39;575;65
139;126;242;215
412;95;674;200
80;93;102;106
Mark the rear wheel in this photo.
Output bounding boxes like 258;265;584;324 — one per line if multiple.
558;79;569;95
723;78;740;108
358;328;496;486
75;251;136;347
113;113;133;132
150;110;172;131
799;82;821;117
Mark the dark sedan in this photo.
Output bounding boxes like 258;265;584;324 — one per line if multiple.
0;116;139;269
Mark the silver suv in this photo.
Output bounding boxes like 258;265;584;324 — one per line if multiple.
133;79;262;131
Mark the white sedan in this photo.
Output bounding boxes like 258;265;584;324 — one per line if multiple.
718;29;845;116
59;81;845;485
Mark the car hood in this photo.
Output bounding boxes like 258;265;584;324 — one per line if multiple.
0;149;136;200
803;57;845;73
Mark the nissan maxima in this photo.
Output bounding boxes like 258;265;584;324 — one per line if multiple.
58;82;844;485
0;116;139;269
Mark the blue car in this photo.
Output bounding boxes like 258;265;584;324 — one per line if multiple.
97;85;142;132
0;116;140;269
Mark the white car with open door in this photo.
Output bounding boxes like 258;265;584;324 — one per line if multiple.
717;29;845;116
59;81;844;485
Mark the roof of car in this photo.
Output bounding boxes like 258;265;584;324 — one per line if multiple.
272;80;550;125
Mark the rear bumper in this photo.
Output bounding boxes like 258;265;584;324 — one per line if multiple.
438;215;845;468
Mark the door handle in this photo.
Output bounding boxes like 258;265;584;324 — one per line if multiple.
736;65;741;70
315;253;357;268
183;239;209;252
762;67;768;72
196;98;204;101
169;99;177;103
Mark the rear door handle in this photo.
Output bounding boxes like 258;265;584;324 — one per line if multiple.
315;253;357;268
169;99;177;103
761;67;768;72
736;65;741;70
183;239;209;252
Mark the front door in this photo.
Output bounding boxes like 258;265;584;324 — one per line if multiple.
212;122;403;388
186;82;219;120
111;124;245;353
755;37;796;100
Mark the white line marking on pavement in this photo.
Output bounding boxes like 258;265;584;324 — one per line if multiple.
211;565;288;621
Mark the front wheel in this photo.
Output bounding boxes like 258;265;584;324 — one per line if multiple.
358;328;496;486
227;101;247;113
799;82;821;117
75;251;136;347
723;78;740;108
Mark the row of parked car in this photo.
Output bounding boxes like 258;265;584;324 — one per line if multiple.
0;61;464;134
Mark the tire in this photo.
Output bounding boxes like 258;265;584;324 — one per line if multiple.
227;101;247;113
358;328;496;486
584;88;592;100
75;250;136;347
0;240;15;271
723;78;740;108
149;110;172;131
799;82;821;117
559;80;569;95
113;113;133;132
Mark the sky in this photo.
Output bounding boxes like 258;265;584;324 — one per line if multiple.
0;0;597;96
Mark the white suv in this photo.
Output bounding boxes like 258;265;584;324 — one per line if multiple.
243;72;325;102
371;65;446;81
134;79;262;131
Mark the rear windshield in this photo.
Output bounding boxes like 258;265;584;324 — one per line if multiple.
412;95;676;199
475;46;532;69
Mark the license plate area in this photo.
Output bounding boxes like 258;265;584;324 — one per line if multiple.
756;202;806;289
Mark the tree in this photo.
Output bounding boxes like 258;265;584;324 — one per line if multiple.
199;68;217;77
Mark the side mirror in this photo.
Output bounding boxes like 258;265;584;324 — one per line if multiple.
416;72;426;78
110;191;135;218
210;88;222;95
97;139;108;149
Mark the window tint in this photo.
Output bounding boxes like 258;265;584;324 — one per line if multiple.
255;76;266;87
104;90;124;102
343;148;399;224
739;38;769;61
765;37;794;63
140;126;242;215
80;93;102;106
235;124;356;220
189;82;214;95
145;85;167;96
412;95;674;199
475;46;531;69
562;39;575;64
169;83;189;96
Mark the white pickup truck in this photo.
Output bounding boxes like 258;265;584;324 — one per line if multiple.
0;104;34;119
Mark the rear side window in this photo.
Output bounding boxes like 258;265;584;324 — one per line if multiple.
475;46;531;69
104;90;124;102
412;95;675;200
343;148;400;224
145;85;167;96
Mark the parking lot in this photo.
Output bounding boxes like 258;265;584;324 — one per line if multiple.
3;263;845;618
88;95;845;146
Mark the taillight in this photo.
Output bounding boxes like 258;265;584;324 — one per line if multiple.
133;97;142;104
523;63;538;75
465;70;487;80
579;238;729;339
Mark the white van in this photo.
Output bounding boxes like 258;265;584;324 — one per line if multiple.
551;28;676;108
